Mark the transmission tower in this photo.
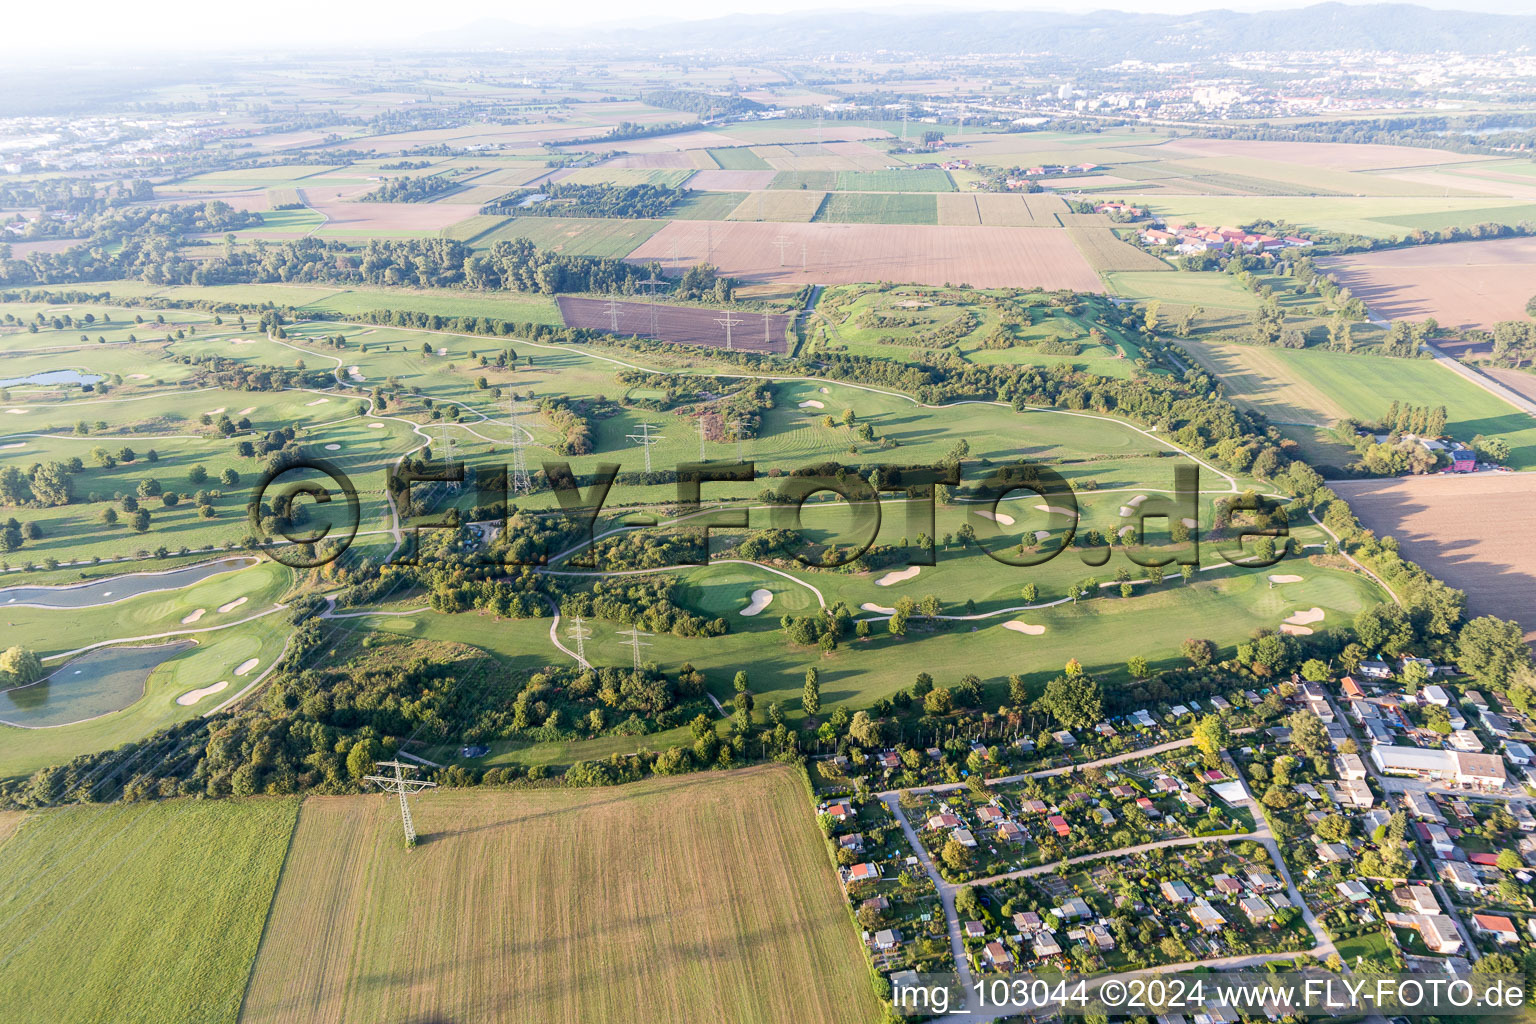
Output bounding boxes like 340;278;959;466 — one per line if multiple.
714;313;744;352
439;422;461;493
697;416;708;460
605;294;622;333
773;233;791;266
731;418;745;462
800;242;808;272
617;626;654;672
625;422;664;473
565;613;592;668
763;311;773;349
363;760;438;847
816;112;825;149
507;391;531;496
639;271;664;339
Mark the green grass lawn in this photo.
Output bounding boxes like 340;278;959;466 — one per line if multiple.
814;192;937;224
0;797;299;1024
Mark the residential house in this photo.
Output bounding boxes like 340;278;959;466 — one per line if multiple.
1246;869;1282;892
1136;797;1161;818
1033;934;1063;957
1317;842;1353;863
826;802;853;822
1109;785;1136;799
998;822;1026;843
1423;685;1451;706
984;940;1015;970
1386;912;1463;954
1422;822;1456;856
1482;712;1514;739
1465;691;1489;712
1339;779;1375;809
1053;730;1077;747
1403;790;1443;821
1334;753;1367;781
1189;899;1226;933
1370;747;1508;789
1394;885;1439;914
927;813;961;830
1161;880;1195;903
953;828;977;848
1061;896;1093;921
1473;913;1519;944
1097;807;1117;826
965;920;987;938
1448;730;1484;752
1180;791;1207;812
843;862;881;887
1214;874;1244;895
1359;661;1393;680
977;805;1006;824
1014;911;1043;934
1048;815;1071;837
874;928;901;951
1341;677;1366;701
1503;740;1534;765
1440;861;1482;893
1240;896;1274;925
1337;880;1372;903
838;833;865;853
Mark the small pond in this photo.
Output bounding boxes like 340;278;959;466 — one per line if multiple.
0;556;257;609
0;369;104;389
0;640;195;728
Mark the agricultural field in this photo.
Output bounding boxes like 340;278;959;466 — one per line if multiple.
727;189;826;222
670;190;750;220
1317;237;1536;329
814;192;938;225
0;798;299;1024
1176;338;1536;468
1065;225;1171;273
834;168;954;192
707;146;773;170
469;215;669;257
628;220;1104;290
557;296;791;353
1332;473;1536;639
240;768;879;1024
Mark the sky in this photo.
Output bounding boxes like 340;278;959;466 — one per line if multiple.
17;0;1536;50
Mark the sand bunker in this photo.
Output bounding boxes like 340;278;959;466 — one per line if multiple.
368;422;385;429
305;398;330;406
1118;506;1134;517
231;339;258;345
5;409;25;415
324;443;341;451
818;387;829;394
1034;504;1077;517
1285;607;1325;626
436;347;447;355
1117;525;1136;539
798;399;825;409
361;330;376;335
860;602;896;614
347;366;365;381
217;597;248;613
234;658;260;676
1034;530;1051;542
875;566;921;586
740;588;774;616
176;681;228;706
1128;494;1149;507
1268;574;1304;584
127;373;150;380
975;509;1016;526
0;442;23;450
1003;620;1046;635
1182;517;1197;529
1280;624;1314;636
181;608;206;624
237;407;256;416
206;407;226;415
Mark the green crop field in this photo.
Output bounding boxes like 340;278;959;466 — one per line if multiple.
814;192;938;224
708;147;772;170
835;168;954;192
1178;339;1536;466
0;798;298;1024
670;190;750;219
239;768;880;1024
768;170;839;190
1119;195;1536;238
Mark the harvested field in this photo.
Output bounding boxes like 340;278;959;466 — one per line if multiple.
768;171;839;190
938;193;982;226
297;190;475;234
628;220;1104;291
1317;237;1536;329
727;190;826;222
558;295;791;353
690;169;777;191
1332;474;1536;640
1066;225;1171;272
600;151;712;169
473;216;667;257
1156;137;1495;172
972;193;1065;227
239;768;879;1024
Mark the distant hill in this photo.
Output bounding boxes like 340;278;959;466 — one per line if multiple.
429;4;1536;57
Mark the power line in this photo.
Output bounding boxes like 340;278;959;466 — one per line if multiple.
363;760;438;847
616;627;654;672
625;422;664;474
713;313;744;352
507;390;531;496
605;294;621;333
566;613;592;668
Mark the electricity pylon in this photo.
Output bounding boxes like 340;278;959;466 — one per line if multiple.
507;391;531;495
714;313;744;352
625;423;664;473
566;613;592;668
364;760;438;847
617;627;653;672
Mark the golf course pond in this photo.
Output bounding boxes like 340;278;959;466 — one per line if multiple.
0;556;258;609
0;641;196;728
0;368;104;388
